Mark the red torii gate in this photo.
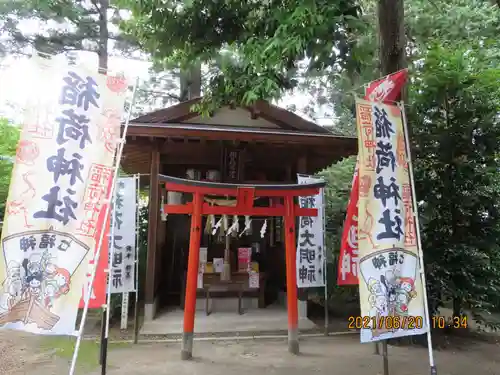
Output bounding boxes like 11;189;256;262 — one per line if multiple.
160;175;325;360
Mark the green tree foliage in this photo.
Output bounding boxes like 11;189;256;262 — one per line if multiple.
406;0;500;49
292;156;359;310
0;119;19;218
118;0;363;112
313;1;500;319
318;156;357;255
409;43;500;325
300;0;500;137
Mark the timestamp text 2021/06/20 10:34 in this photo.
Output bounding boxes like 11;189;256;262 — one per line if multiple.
347;315;468;330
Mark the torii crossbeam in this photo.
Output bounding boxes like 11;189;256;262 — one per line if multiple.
160;175;326;360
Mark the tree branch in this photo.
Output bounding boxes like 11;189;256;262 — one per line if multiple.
89;0;103;17
137;88;180;101
108;33;143;47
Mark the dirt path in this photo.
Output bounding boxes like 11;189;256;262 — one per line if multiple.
0;331;68;375
98;336;500;375
2;331;500;375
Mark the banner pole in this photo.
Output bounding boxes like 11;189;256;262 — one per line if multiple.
398;102;436;375
322;186;328;336
102;179;118;375
133;173;140;344
382;341;389;375
99;305;106;365
120;292;129;330
68;77;139;375
102;80;140;375
361;85;381;357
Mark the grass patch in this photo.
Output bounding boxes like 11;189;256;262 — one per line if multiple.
39;336;130;371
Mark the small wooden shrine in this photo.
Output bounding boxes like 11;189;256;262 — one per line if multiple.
121;98;356;341
160;174;325;358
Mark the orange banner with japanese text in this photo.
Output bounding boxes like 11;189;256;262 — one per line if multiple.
0;55;128;335
355;98;427;342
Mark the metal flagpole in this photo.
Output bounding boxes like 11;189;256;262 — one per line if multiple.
398;102;437;375
100;146;119;375
68;76;139;375
374;341;380;355
363;86;381;357
322;186;328;336
133;173;140;344
101;81;140;375
99;305;106;365
382;341;389;375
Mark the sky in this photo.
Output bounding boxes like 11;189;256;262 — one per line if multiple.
0;51;148;121
0;50;332;126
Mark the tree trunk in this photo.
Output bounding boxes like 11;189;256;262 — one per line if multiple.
377;0;406;76
98;0;109;73
179;62;202;101
452;296;462;318
377;0;410;134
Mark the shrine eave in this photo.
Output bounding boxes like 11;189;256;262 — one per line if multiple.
126;122;357;147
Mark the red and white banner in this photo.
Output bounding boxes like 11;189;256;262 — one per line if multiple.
337;162;359;285
0;56;128;335
365;69;407;103
78;214;111;309
337;69;407;285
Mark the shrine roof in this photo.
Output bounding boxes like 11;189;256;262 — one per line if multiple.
127;97;354;141
123;97;357;176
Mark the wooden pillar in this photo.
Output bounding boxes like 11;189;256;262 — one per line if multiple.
284;195;299;354
145;144;160;320
181;192;203;360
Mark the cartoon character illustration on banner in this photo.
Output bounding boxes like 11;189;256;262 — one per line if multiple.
360;247;419;338
0;229;89;331
44;264;71;308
